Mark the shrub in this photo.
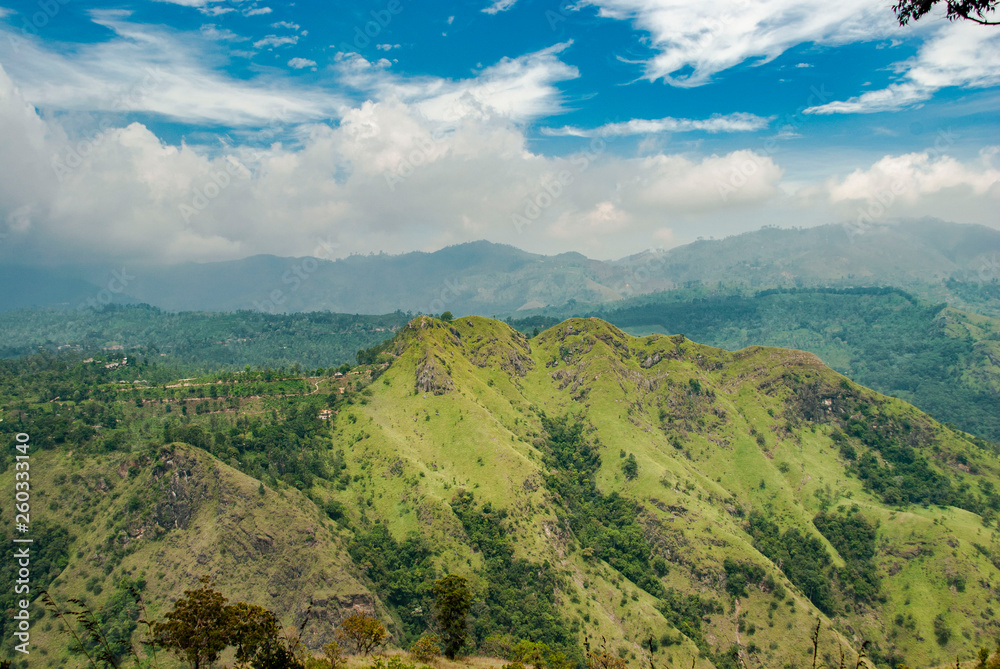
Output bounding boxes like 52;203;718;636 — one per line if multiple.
409;634;441;663
933;614;952;646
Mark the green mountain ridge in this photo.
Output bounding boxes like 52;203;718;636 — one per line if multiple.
3;316;1000;669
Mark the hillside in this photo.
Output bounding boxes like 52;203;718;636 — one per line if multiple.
519;287;1000;440
6;219;998;316
2;317;1000;668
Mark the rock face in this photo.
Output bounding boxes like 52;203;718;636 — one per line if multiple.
151;452;201;530
19;443;381;661
415;353;454;395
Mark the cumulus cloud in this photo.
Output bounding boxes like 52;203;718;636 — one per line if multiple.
0;58;798;266
244;7;273;17
542;112;771;137
1;14;997;267
802;148;1000;230
827;149;1000;202
577;0;900;86
288;57;317;70
806;22;1000;114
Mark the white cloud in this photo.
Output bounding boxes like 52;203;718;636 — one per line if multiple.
0;61;799;266
2;61;997;267
577;0;901;86
201;6;235;16
549;201;630;239
543;112;771;137
0;19;343;126
482;0;518;14
254;34;297;48
335;43;579;124
827;149;1000;203
199;24;246;41
288;57;317;70
629;150;785;211
0;7;14;19
244;6;272;16
152;0;217;6
376;43;401;51
272;21;301;30
152;0;233;13
806;22;1000;114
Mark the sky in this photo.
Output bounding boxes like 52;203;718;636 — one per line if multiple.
0;0;998;267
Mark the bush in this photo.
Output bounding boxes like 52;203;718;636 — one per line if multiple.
933;614;952;646
409;634;441;663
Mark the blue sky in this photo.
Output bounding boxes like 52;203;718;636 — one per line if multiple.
0;0;997;266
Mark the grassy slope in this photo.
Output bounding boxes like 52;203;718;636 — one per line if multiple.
325;316;1000;669
0;443;376;667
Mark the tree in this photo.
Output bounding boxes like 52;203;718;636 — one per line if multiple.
893;0;998;25
336;612;388;655
227;602;304;669
622;453;638;481
440;311;454;322
151;577;231;669
432;574;473;659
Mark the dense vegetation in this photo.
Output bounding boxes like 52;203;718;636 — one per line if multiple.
0;304;408;369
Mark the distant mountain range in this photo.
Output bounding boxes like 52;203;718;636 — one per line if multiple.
4;218;998;315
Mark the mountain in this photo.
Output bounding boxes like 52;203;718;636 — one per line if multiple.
4;316;1000;668
625;218;1000;291
6;218;998;316
517;286;1000;441
54;241;645;315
